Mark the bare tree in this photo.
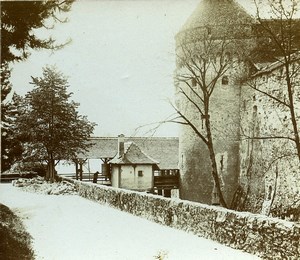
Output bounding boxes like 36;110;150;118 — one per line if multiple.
169;30;243;208
246;0;300;162
235;0;300;214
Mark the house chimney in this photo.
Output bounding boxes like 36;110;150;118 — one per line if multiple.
118;134;125;158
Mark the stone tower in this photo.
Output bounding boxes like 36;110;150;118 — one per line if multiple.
175;0;255;205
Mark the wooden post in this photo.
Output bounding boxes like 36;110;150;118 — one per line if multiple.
101;158;112;181
164;189;171;198
75;160;79;180
79;162;83;181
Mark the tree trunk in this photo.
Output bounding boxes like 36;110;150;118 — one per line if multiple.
47;153;56;182
285;64;300;162
79;162;83;181
46;163;50;180
75;160;79;180
205;116;228;208
268;164;279;216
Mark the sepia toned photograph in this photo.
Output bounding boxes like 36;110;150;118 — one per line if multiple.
1;0;299;259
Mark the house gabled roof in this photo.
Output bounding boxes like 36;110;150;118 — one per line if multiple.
78;136;179;170
110;142;158;165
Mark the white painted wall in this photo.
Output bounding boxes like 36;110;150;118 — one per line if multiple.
111;164;153;191
111;166;120;188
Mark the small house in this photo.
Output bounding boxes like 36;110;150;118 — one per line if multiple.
58;134;179;197
109;135;158;192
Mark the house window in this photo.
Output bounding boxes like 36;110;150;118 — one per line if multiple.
138;170;143;177
222;76;229;85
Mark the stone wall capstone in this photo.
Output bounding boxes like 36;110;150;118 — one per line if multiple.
64;178;300;259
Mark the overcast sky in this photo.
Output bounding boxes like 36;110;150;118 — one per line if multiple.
10;0;254;138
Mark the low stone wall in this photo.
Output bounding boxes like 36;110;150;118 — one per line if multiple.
65;178;300;259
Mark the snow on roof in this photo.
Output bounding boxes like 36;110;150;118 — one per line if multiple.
78;136;179;170
251;51;300;78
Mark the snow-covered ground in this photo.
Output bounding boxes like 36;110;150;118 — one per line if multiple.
0;183;260;260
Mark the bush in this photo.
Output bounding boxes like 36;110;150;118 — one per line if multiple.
21;162;47;177
0;204;35;259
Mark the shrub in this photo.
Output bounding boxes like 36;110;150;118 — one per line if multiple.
0;204;35;259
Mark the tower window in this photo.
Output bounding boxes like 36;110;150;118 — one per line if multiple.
222;76;229;85
215;52;222;63
206;26;211;35
268;186;272;200
280;68;284;76
192;77;197;87
138;170;143;177
253;105;258;118
224;52;231;62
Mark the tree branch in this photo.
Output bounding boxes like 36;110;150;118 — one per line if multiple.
179;87;204;116
242;135;295;142
246;82;290;107
170;102;208;145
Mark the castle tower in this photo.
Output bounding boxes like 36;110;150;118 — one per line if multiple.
175;0;255;206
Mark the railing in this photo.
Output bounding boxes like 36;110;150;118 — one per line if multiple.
59;173;111;185
154;175;179;189
0;172;38;183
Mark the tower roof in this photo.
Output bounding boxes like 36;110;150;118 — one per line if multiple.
179;0;254;33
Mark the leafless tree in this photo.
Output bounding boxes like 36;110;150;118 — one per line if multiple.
167;30;243;208
245;0;300;162
235;0;300;214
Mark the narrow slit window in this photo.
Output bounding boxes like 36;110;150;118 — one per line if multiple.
268;186;272;200
192;77;197;87
224;52;231;62
222;76;229;85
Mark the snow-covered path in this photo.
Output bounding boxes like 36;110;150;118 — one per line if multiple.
0;184;259;260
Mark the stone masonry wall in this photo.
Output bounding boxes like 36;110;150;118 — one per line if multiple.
240;64;300;217
64;178;300;259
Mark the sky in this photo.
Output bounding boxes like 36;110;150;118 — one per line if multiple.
9;0;255;138
0;183;259;259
